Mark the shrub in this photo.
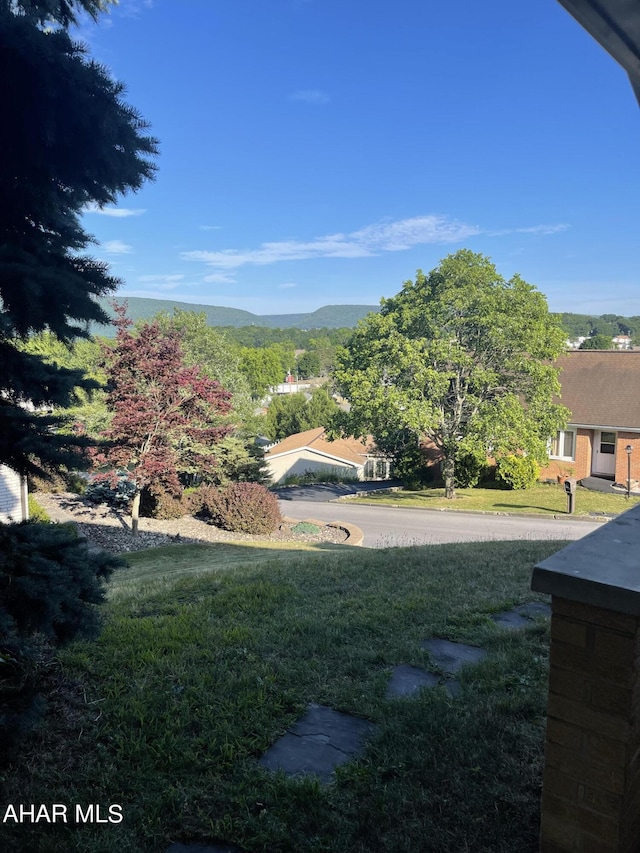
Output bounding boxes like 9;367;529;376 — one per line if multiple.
27;494;50;522
0;522;123;643
85;471;137;507
0;522;126;761
278;469;359;487
197;482;282;534
454;447;487;489
495;455;540;490
139;486;190;520
291;521;321;535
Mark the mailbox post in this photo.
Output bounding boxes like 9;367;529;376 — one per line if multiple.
564;478;576;514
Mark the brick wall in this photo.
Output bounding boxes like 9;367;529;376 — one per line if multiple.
540;597;640;852
539;429;593;482
614;433;640;486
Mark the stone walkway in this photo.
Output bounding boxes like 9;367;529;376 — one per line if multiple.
166;599;551;853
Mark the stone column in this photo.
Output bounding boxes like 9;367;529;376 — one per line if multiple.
532;504;640;853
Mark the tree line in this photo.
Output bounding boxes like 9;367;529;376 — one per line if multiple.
555;312;639;341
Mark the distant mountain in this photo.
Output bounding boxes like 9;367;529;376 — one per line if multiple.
92;297;379;336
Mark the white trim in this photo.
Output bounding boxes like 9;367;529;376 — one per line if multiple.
568;422;640;434
549;428;577;461
266;445;364;468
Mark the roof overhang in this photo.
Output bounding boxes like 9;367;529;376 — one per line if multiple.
557;0;640;104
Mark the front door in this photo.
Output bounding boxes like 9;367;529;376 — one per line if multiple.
592;430;617;477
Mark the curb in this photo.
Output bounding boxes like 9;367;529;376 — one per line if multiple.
283;516;365;547
336;499;616;524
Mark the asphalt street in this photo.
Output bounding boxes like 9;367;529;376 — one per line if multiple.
279;496;605;548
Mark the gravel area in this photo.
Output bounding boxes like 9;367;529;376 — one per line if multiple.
34;492;349;554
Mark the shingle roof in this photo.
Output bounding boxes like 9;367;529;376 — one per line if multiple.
265;427;376;465
557;351;640;430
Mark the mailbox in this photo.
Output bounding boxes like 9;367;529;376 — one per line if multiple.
564;478;577;514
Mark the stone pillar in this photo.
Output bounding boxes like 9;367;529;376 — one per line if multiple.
532;505;640;853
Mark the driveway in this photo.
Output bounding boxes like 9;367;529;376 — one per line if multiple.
278;494;605;548
274;481;402;503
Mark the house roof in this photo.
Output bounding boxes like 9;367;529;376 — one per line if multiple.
265;427;376;466
557;350;640;430
557;0;640;105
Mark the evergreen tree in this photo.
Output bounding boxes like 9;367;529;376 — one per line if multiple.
0;0;157;477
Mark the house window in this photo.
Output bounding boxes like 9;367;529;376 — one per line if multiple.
599;432;616;455
550;430;576;460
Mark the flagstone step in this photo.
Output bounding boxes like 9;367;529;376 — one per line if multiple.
386;664;459;699
492;601;551;628
259;703;377;784
421;638;487;673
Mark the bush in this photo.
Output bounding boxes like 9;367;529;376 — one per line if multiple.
85;471;137;507
27;467;87;495
0;522;126;761
495;455;540;490
27;494;50;522
139;486;191;520
454;447;487;489
291;521;321;535
197;482;282;534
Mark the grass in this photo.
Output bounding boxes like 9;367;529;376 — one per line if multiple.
109;540;350;599
2;539;564;853
348;480;640;516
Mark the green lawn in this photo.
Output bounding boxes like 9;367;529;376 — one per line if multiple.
109;540;351;599
349;481;640;516
3;539;563;853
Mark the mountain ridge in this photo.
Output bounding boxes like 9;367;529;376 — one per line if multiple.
92;297;379;335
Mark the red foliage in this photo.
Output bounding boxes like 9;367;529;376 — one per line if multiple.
196;482;282;534
94;303;234;494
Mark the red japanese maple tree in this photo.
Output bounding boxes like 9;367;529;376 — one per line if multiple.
95;304;233;533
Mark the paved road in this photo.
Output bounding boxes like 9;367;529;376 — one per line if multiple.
280;498;605;548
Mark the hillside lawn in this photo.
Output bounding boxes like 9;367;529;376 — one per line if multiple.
348;481;640;516
3;538;563;853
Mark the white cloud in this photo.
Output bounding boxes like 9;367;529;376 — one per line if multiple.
84;203;146;218
515;224;570;235
487;223;570;237
289;89;330;105
102;240;133;254
199;225;222;231
137;274;185;283
203;273;237;284
278;282;298;290
182;214;479;271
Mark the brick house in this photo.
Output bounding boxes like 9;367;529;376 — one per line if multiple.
539;351;640;487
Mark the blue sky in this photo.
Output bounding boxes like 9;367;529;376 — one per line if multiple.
79;0;640;318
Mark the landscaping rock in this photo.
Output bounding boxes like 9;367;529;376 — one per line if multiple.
259;703;376;784
33;492;348;554
421;638;487;673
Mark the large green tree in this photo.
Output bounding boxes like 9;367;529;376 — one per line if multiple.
266;386;339;441
579;334;614;350
0;0;157;477
334;250;569;498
